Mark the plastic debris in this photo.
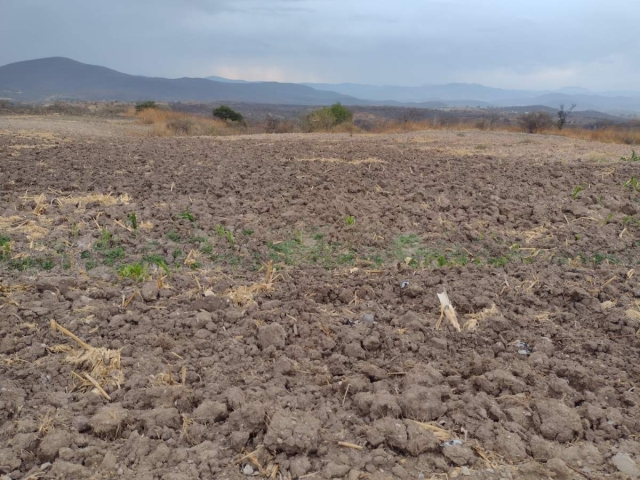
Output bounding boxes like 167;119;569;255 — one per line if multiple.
515;340;531;355
401;281;409;289
441;439;463;447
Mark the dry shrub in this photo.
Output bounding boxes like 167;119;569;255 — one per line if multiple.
135;109;230;137
264;116;295;134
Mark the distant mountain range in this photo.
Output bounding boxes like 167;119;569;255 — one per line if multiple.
0;57;360;105
1;57;640;114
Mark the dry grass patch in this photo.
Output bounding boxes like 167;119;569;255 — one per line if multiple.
296;156;384;164
226;261;279;307
134;109;233;137
49;320;124;400
56;192;131;207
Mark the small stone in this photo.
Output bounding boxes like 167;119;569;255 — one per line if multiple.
257;323;286;350
362;313;375;323
325;462;351;478
243;464;254;475
611;452;640;478
141;282;158;301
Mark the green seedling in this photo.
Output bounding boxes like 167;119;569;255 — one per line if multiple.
129;213;138;237
172;248;183;259
620;149;640;162
167;230;181;242
200;242;213;254
215;225;235;245
294;230;303;245
102;246;125;266
571;184;585;200
225;229;235;246
71;223;80;237
242;229;254;236
602;213;614;226
143;254;170;273
118;262;148;282
80;250;92;259
344;215;356;226
94;229;113;250
177;210;195;222
0;234;10;261
624;176;639;191
623;216;640;227
7;256;54;272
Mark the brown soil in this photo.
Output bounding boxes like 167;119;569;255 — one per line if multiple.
1;118;640;480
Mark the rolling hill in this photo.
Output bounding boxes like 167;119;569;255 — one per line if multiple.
0;57;362;105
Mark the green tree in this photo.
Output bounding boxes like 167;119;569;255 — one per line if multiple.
213;105;244;123
328;103;353;125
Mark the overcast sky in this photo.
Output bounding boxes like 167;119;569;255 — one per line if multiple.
2;0;639;90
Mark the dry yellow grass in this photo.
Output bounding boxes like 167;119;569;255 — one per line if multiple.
133;108;233;137
296;156;384;164
371;119;640;146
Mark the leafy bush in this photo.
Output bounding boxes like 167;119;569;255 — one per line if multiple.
135;101;157;113
213;105;244;124
304;103;354;132
328;103;353;124
518;111;553;133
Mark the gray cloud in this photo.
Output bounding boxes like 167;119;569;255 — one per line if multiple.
1;0;639;90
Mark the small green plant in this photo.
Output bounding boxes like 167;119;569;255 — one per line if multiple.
129;213;138;237
172;249;183;259
242;229;254;236
71;223;80;237
0;233;10;261
345;215;356;226
135;101;157;113
167;230;181;242
94;229;113;250
294;230;303;245
102;247;125;266
143;254;170;273
118;262;148;281
177;210;195;223
190;236;207;244
489;256;509;267
80;250;92;259
623;216;640;227
624;176;639;191
620;149;640;162
571;184;585;200
215;225;235;245
61;256;72;270
602;213;614;226
200;242;213;254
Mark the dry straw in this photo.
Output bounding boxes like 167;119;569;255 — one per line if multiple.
49;320;124;400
